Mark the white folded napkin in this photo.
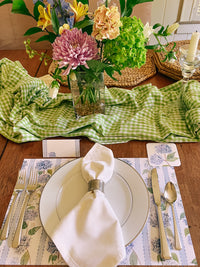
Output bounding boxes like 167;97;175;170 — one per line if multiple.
51;143;126;267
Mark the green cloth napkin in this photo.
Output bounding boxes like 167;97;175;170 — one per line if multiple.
1;57;200;144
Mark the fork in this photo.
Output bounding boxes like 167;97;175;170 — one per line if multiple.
0;169;26;240
12;168;38;248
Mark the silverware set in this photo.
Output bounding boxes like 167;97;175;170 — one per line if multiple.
152;168;181;260
0;164;181;256
0;168;38;248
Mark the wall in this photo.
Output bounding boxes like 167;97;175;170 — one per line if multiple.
0;1;52;49
3;0;198;49
0;1;152;50
151;0;200;42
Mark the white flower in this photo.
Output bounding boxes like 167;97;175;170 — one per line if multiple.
143;22;154;39
48;80;60;99
169;58;176;63
167;22;179;34
49;87;59;99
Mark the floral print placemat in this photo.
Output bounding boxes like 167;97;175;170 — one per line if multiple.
0;158;197;265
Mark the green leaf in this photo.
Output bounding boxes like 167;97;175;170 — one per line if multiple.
36;35;50;42
129;250;139;265
180;212;185;219
78;0;88;4
0;0;12;7
166;227;174;238
48;254;58;264
24;27;43;36
168;157;179;162
27;205;35;209
132;0;154;3
119;0;125;15
184;227;190;237
167;152;176;161
162;27;169;36
36;32;57;43
12;0;32;16
153;23;162;29
170;41;177;51
87;60;106;74
171;252;179;263
51;7;59;35
158;26;165;35
161;202;166;211
75;18;93;30
22;221;28;229
20;250;30;265
86;60;117;80
162;55;168;62
124;0;153;17
145;44;159;50
47;169;53;175
192;259;198;265
74;17;93;35
28;226;41;235
33;0;44;21
104;68;116;80
147;187;153;194
48;32;57;43
157;254;162;262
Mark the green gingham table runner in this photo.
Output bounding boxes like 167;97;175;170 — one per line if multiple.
1;57;200;144
0;158;197;265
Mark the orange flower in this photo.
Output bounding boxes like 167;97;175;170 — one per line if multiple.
92;5;122;41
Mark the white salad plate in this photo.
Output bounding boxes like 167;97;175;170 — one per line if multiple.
40;158;149;246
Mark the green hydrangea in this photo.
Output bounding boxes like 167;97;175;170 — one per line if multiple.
103;16;147;70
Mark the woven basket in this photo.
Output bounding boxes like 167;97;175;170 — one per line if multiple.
48;50;156;88
153;40;200;81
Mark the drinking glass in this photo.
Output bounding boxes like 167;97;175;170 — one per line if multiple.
179;44;200;87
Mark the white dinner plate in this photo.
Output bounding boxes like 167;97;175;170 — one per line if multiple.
39;158;149;246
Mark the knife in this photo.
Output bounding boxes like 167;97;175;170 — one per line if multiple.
152;168;171;260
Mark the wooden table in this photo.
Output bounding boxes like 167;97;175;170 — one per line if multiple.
0;50;199;267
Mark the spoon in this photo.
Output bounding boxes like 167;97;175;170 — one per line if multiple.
164;182;182;250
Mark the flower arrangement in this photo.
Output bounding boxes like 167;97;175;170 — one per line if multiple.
1;0;179;76
1;0;179;116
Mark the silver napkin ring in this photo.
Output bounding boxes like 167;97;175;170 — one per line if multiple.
88;179;104;193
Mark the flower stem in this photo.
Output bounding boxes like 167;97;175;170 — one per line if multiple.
99;41;104;62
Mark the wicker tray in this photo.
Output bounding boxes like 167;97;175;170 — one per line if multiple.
48;50;156;88
153;40;200;81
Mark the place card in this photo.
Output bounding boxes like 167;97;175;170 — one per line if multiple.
42;139;80;158
146;143;181;167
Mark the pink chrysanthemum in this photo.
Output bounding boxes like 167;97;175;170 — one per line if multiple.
52;28;98;75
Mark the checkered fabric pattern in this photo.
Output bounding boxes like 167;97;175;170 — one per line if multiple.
1;58;200;144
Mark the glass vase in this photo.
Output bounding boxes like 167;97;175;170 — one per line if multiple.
69;71;105;119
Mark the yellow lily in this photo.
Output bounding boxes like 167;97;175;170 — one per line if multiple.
70;0;88;22
59;23;70;35
37;4;52;30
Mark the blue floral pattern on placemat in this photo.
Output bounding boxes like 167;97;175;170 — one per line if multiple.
0;158;197;265
147;143;181;167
